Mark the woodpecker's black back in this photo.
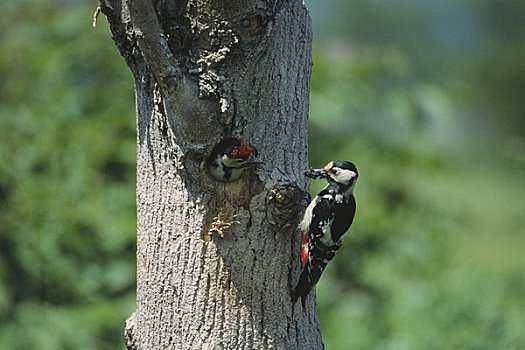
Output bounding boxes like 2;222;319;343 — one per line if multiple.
292;160;357;306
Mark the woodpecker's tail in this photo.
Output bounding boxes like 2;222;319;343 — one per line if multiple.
291;269;312;307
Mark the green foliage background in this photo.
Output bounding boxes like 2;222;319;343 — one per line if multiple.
1;0;524;349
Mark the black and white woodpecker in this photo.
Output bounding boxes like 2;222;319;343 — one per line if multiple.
292;160;358;306
206;138;263;182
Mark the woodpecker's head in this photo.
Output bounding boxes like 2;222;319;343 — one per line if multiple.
306;160;358;188
207;138;263;182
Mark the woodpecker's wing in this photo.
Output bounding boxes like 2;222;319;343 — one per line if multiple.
310;192;338;244
331;194;356;242
307;194;342;286
293;193;339;305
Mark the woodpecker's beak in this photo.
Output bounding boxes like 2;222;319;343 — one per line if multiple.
244;155;264;168
305;168;329;179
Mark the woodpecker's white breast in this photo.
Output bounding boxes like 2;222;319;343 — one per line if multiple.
299;196;318;232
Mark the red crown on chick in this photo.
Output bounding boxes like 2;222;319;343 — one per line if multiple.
230;140;254;159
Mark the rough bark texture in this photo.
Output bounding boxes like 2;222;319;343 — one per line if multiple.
99;0;322;348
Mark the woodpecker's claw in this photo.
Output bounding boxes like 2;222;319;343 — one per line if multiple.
304;168;328;179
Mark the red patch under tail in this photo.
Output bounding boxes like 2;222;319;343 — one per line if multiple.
300;230;309;268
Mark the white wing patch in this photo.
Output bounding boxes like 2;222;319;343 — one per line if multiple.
319;218;335;246
321;193;333;200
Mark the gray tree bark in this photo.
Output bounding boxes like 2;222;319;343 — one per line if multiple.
99;0;322;348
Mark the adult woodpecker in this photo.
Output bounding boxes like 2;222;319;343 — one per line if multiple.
292;160;358;306
206;138;263;182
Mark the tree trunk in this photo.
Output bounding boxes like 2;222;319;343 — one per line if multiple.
99;0;322;348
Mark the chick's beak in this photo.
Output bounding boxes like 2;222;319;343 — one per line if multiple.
245;154;264;168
